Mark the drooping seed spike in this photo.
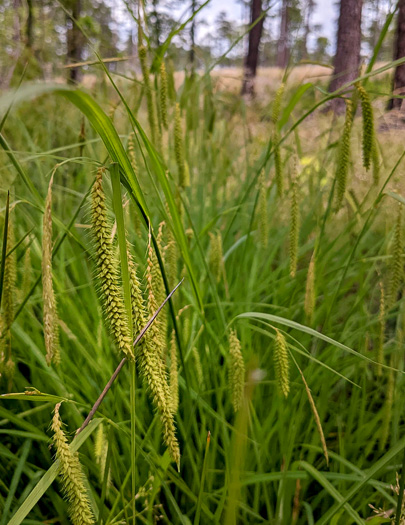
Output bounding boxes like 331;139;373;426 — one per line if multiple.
52;403;95;525
228;329;245;412
355;83;375;171
274;329;290;398
304;253;316;324
335;98;354;210
90;169;134;360
42;174;60;366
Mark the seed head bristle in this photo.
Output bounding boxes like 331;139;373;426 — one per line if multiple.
90;169;134;359
228;329;245;412
52;403;95;525
274;329;290;398
42;174;60;366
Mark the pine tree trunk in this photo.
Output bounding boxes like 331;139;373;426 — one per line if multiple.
66;0;82;84
329;0;363;113
388;0;405;110
276;0;289;68
26;0;34;49
241;0;264;96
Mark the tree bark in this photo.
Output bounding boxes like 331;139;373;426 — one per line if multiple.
241;0;264;96
276;0;289;68
25;0;34;49
329;0;363;113
388;0;405;110
66;0;82;84
189;0;196;70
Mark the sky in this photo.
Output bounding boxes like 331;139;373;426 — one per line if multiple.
111;0;338;53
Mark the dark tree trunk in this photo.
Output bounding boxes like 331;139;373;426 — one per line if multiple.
329;0;363;113
25;0;34;49
189;0;196;69
66;0;82;84
276;0;289;68
388;0;405;110
241;0;264;96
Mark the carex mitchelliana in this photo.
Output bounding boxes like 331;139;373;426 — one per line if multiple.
228;329;245;412
42;174;60;366
355;82;374;171
335;98;354;210
52;403;95;525
128;241;181;468
90;168;134;360
274;329;290;398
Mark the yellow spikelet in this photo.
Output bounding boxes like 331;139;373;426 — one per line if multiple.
128;132;138;174
160;61;168;130
138;44;158;145
142;236;180;467
355;83;374;171
304;253;316;323
169;329;179;414
289;175;300;278
379;356;395;451
257;171;268;249
388;203;403;309
377;282;386;377
209;230;224;283
274;329;290;398
52;403;95;525
335;99;354;210
228;329;245;412
3;215;16;331
90;169;134;360
174;103;187;188
42;175;60;366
